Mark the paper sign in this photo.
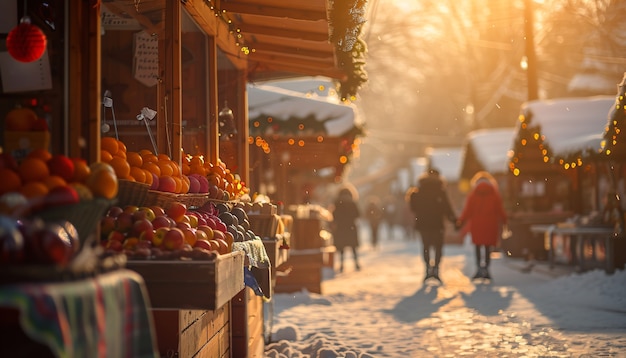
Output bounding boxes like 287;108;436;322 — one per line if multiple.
133;30;159;87
0;50;53;93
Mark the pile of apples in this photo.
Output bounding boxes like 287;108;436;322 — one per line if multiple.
99;201;236;261
4;107;48;132
0;215;81;267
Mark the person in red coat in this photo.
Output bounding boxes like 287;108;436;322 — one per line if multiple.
458;171;507;280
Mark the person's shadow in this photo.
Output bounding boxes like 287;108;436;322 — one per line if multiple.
460;284;513;316
385;284;456;323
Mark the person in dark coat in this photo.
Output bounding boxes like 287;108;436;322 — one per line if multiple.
458;171;508;280
331;185;361;272
409;169;457;282
365;196;383;250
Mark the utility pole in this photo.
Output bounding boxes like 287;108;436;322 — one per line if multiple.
524;0;539;100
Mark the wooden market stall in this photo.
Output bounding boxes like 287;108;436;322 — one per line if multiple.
507;95;617;265
1;1;369;357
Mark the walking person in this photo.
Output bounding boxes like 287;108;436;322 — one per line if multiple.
365;196;383;250
458;171;508;280
331;185;361;272
408;168;458;282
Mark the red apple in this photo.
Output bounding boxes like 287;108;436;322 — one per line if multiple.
162;227;185;250
187;175;200;194
123;205;140;214
37;223;75;266
0;153;18;171
138;229;154;243
115;212;134;233
123;237;140;250
100;216;117;237
151;215;172;229
193;239;213;251
212;229;225;242
150;205;166;217
208;239;221;253
166;202;187;223
107;206;124;218
158;176;177;193
208;184;220;199
107;230;126;242
137;207;156;221
131;218;154;238
214;238;229;255
105;239;123;252
194;228;209;243
197;175;209;193
196;225;214;240
176;221;192;231
44;185;80;208
214;220;227;233
47;154;75;182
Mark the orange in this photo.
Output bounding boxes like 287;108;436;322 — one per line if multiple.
182;163;191;176
142;153;158;164
142;168;153;186
116;140;127;154
126;152;143;168
207;173;222;188
89;161;115;174
113;150;126;160
190;164;206;176
169;161;181;177
142;162;161;177
19;181;49;199
100;150;113;163
43;175;67;189
27;148;52;162
190;156;204;167
172;176;182;194
0;168;22;195
180;175;190;194
139;149;153;157
101;137;119;156
18;157;49;183
129;166;146;183
157;161;174;177
109;157;131;179
86;164;118;200
71;159;91;183
157;153;171;162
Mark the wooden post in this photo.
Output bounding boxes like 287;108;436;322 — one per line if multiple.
208;37;219;164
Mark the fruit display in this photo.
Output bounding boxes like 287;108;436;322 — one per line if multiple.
99;136;250;201
99;199;261;261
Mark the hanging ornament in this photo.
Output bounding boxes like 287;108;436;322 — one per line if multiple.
6;16;47;63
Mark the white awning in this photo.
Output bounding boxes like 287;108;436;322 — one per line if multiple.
519;96;614;158
466;128;516;174
426;147;464;182
247;83;358;137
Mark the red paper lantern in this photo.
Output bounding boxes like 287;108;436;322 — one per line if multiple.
6;16;47;63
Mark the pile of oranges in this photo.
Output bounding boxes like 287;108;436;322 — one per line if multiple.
100;137;249;199
182;153;249;200
0;148;118;205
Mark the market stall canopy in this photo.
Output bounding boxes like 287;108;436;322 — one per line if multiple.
247;83;360;137
253;76;341;98
509;96;614;174
425;147;464;182
460;128;516;180
101;1;368;98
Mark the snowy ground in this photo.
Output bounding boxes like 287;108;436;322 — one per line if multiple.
265;225;626;357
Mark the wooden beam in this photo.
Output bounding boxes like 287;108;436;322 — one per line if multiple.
247;42;333;59
221;3;327;21
208;36;220;164
240;24;329;42
103;2;163;36
247;52;337;71
249;62;346;80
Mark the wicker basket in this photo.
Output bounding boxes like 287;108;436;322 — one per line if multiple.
32;198;112;242
175;193;211;208
143;190;177;209
116;180;150;208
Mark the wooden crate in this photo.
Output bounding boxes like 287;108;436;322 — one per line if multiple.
152;306;230;358
126;251;245;310
231;287;265;358
274;246;335;294
291;218;325;250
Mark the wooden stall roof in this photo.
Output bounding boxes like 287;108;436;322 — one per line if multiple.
460;127;516;180
426;147;464;183
102;0;367;97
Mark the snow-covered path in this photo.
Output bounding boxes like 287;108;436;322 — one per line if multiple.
267;226;626;357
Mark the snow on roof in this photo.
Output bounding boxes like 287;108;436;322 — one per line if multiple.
247;83;357;137
466;128;516;174
425;147;464;182
520;96;615;157
253;76;340;100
